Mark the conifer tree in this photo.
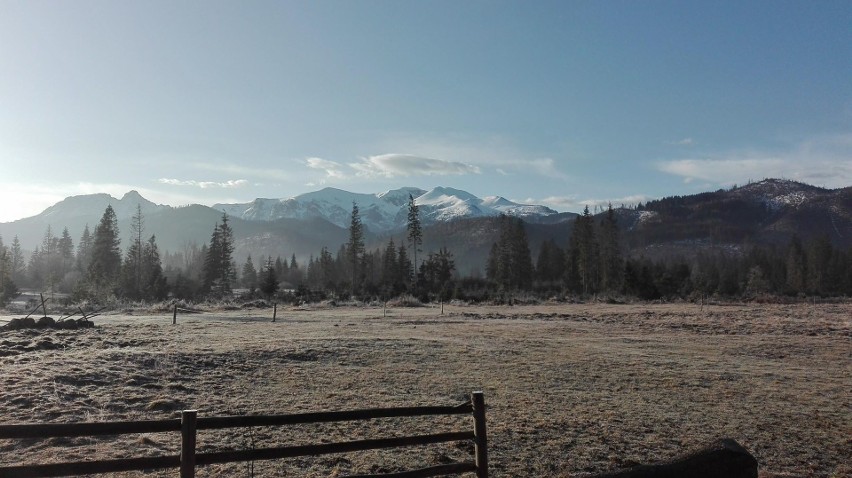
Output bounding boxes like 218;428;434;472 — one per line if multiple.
347;202;365;296
203;214;235;297
58;227;74;278
260;256;279;297
241;255;258;291
141;235;168;300
571;206;599;294
88;205;122;297
0;239;18;307
786;236;806;293
76;225;93;274
598;204;623;293
381;238;398;290
407;194;422;285
9;236;24;283
397;244;412;287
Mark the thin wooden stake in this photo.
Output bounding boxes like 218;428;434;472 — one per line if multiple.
180;410;197;478
472;391;488;478
173;304;177;325
40;293;48;317
273;303;277;323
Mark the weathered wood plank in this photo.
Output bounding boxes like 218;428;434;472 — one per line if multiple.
0;419;181;439
196;403;472;430
0;455;180;478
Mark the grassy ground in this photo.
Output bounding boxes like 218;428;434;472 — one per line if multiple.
0;303;849;477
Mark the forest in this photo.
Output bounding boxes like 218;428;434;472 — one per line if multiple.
2;195;852;309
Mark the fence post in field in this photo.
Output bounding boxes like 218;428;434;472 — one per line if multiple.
180;409;197;478
273;303;277;322
472;391;488;478
173;304;178;325
40;293;48;317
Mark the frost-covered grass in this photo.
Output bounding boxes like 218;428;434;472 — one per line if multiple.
0;303;849;477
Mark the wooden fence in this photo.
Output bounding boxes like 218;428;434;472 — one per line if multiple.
0;392;487;478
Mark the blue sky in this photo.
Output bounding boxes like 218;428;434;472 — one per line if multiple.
1;0;850;222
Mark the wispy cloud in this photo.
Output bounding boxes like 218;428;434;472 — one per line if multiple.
158;178;249;189
665;137;694;146
529;194;655;213
657;133;852;188
305;157;347;179
350;153;480;178
189;162;296;182
374;134;570;179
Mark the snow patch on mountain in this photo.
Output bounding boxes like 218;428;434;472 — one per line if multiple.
213;186;561;232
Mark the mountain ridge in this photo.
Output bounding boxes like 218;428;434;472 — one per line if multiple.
1;179;850;276
211;185;560;232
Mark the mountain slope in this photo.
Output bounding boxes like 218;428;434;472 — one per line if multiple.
620;179;852;249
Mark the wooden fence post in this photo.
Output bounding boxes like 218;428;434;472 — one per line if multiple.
180;410;197;478
173;304;177;325
273;303;277;322
471;391;488;478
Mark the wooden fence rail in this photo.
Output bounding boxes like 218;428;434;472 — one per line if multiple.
0;392;487;478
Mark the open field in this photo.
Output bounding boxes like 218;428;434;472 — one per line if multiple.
0;303;849;477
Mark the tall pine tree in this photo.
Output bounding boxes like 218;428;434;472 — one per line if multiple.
87;205;122;298
347;202;365;297
407;194;422;287
203;214;236;297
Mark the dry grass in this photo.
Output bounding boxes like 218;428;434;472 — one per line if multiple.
0;303;849;477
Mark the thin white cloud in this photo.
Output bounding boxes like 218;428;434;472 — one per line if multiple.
530;194;655;213
350;153;480;178
657;133;852;188
374;134;570;179
665;138;694;146
305;157;347;179
189;162;297;182
158;178;249;189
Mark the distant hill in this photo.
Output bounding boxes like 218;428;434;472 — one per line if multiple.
620;179;852;251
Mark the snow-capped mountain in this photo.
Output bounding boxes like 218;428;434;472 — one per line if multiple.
213;186;559;232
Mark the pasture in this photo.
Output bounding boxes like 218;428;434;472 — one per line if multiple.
0;303;849;477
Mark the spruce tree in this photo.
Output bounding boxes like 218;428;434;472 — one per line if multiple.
347;202;365;297
9;236;24;283
88;205;122;297
241;255;258;290
58;227;74;278
76;225;93;274
571;206;599;294
260;256;279;297
203;214;235;297
598;204;623;293
381;238;398;290
142;235;167;300
406;194;422;286
397;244;412;288
0;241;18;307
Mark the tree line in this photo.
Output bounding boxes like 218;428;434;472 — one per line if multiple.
2;199;852;308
